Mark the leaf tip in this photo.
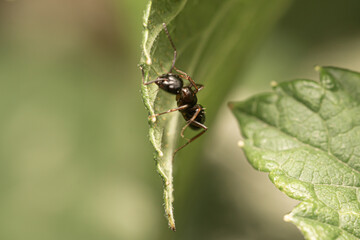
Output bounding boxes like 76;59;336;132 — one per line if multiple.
167;210;176;231
317;66;339;90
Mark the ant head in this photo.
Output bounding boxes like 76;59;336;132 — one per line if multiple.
156;73;183;94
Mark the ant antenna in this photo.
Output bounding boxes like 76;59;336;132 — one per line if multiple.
162;23;177;73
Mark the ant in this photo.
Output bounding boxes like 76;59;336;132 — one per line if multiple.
141;23;207;160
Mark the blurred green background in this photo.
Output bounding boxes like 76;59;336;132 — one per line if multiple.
1;0;360;240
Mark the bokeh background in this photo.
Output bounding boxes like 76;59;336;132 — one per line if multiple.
1;0;360;240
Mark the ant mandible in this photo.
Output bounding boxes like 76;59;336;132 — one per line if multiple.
140;23;207;160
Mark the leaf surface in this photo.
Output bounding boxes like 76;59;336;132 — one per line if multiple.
230;66;360;239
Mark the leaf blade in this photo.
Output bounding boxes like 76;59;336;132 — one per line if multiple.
140;0;188;231
230;66;360;239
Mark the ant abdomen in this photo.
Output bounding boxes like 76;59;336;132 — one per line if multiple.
157;73;183;94
181;104;205;130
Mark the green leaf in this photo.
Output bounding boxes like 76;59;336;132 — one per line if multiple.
139;0;291;231
229;66;360;239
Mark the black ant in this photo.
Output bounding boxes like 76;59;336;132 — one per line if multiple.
141;23;207;160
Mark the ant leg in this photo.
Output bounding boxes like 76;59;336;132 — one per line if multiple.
180;105;202;138
196;84;205;92
162;23;177;73
173;67;203;93
149;104;189;119
173;121;207;161
144;78;168;86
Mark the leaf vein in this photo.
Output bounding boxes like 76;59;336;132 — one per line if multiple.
280;89;360;174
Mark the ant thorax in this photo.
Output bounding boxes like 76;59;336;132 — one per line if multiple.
176;86;197;108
